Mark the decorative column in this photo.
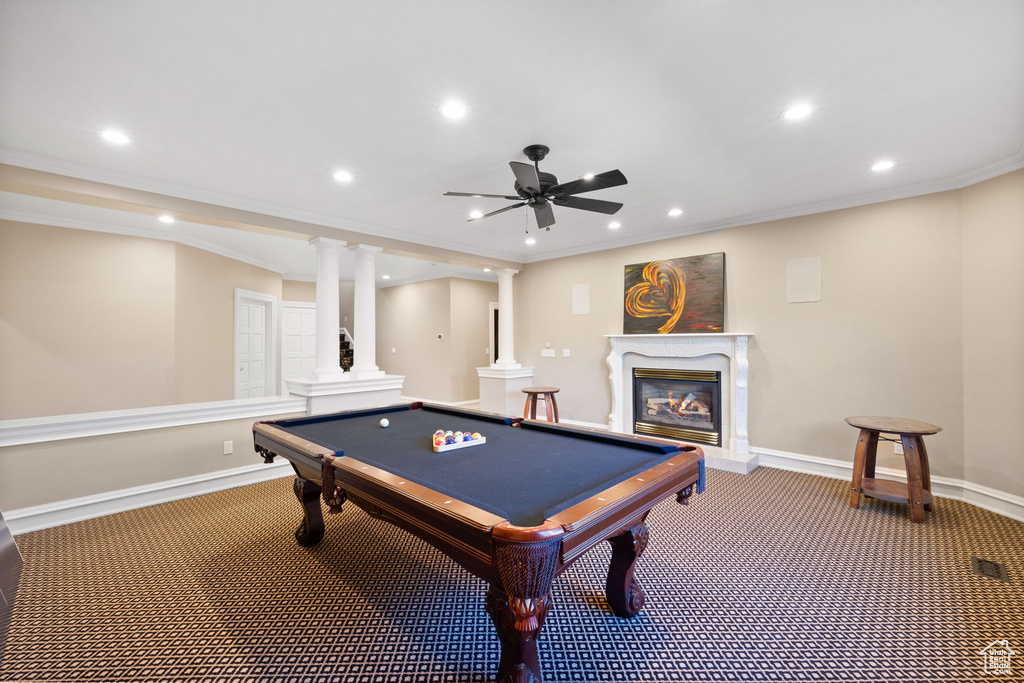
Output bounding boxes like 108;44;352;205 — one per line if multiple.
477;267;533;416
310;237;346;380
285;240;403;414
493;268;520;369
349;244;385;379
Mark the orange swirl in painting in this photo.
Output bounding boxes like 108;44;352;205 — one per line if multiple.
624;260;686;333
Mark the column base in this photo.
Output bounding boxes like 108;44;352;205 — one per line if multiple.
477;366;535;417
286;375;405;415
349;367;386;380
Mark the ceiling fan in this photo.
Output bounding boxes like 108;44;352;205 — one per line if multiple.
444;144;627;231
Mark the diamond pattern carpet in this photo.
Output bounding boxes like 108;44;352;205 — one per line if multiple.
1;467;1022;682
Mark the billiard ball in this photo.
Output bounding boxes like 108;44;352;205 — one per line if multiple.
445;435;456;445
462;433;473;442
472;432;481;440
380;418;390;428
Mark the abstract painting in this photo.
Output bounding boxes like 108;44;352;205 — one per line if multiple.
623;252;725;333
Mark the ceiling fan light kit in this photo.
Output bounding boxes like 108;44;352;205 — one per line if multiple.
445;144;627;232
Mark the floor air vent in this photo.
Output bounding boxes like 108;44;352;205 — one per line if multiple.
971;556;1010;583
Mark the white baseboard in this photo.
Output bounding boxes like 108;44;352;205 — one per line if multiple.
751;445;1024;523
5;461;293;535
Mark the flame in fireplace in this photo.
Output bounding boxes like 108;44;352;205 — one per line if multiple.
624;260;686;334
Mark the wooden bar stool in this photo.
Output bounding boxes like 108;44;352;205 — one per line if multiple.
846;416;941;523
522;387;560;423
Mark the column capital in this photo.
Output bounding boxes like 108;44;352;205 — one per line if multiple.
309;236;347;253
497;268;520;278
348;243;383;255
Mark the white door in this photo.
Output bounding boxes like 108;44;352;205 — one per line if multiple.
280;301;317;393
235;289;276;399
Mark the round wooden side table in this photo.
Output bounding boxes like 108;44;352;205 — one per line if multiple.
846;416;941;523
522;387;560;423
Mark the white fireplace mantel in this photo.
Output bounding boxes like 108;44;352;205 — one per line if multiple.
606;333;753;455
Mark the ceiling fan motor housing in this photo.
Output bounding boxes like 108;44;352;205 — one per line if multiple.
515;171;559;199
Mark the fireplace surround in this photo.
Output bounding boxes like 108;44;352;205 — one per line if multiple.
606;333;752;455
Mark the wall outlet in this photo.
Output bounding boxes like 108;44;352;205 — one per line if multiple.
484;348;489;356
392;347;397;353
562;349;571;358
893;440;904;455
223;440;234;455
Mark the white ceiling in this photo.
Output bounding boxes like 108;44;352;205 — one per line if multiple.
1;0;1022;265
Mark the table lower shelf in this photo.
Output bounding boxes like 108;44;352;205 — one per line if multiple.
860;477;933;505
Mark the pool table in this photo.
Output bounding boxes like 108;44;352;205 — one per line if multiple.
253;402;705;683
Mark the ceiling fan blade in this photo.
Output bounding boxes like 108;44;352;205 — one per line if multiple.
509;161;542;195
533;202;556;229
469;202;527;221
444;192;523;199
552;196;623;215
547;169;627;197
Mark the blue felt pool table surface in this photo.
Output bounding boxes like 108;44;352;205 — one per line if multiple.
267;403;689;527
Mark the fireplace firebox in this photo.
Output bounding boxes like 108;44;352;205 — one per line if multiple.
632;368;721;446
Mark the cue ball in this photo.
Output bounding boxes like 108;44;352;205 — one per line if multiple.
379;418;389;428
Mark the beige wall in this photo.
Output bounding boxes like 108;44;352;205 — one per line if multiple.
0;414;302;510
282;279;316;302
960;168;1024;497
0;222;283;418
0;221;178;418
376;278;497;403
449;278;498;400
173;243;282;404
516;189;972;482
377;278;452;401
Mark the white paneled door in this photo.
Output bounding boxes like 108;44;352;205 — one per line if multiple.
235;289;277;399
280;301;317;393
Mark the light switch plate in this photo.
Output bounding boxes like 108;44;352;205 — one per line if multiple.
541;348;556;358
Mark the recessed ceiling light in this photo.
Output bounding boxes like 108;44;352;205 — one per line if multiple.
871;160;895;172
781;102;815;121
100;129;131;145
525;237;536;246
608;221;621;229
483;267;491;272
668;208;683;217
439;100;467;119
158;215;175;224
382;274;391;280
469;210;484;219
333;170;353;183
581;173;595;180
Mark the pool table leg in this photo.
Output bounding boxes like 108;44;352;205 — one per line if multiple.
292;477;325;547
605;521;649;619
485;586;551;683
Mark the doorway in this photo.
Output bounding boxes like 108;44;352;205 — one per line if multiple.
234;289;277;398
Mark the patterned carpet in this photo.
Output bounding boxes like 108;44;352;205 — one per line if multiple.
1;467;1022;682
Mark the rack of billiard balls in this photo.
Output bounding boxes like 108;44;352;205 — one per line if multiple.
432;429;486;453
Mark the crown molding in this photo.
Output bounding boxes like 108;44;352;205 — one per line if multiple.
379;270;498;289
0;148;520;263
0;208;288;275
523;150;1024;264
4;146;1022;267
